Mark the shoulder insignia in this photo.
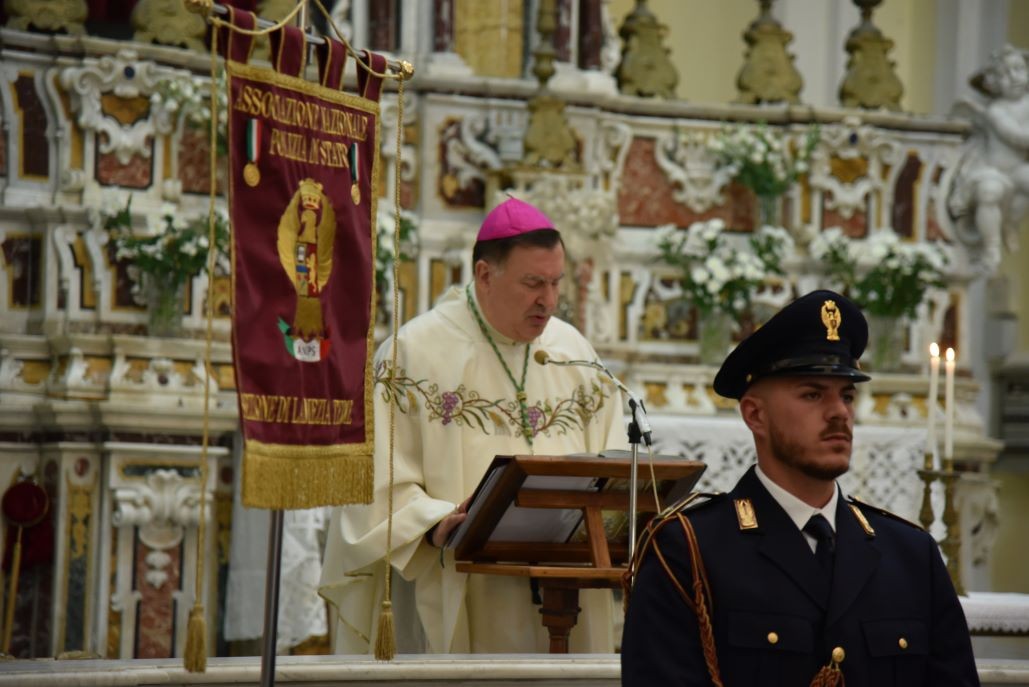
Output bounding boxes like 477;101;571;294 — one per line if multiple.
847;503;875;537
848;496;924;532
657;491;723;520
734;498;759;530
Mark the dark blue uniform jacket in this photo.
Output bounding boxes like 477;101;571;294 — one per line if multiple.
621;467;979;686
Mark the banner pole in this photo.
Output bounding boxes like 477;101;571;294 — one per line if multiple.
259;510;285;687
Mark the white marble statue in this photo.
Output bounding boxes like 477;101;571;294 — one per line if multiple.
948;45;1029;273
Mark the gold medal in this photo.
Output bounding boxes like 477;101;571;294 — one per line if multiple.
244;162;261;187
351;183;361;205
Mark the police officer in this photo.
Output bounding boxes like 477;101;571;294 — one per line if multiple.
621;290;979;686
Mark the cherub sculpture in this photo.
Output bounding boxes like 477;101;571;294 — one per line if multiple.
948;45;1029;273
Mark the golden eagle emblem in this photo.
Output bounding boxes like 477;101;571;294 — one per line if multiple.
277;178;337;340
821;299;841;341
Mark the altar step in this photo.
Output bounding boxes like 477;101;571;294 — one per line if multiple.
1;655;1028;686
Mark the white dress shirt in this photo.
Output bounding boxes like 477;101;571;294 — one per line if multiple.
754;463;839;554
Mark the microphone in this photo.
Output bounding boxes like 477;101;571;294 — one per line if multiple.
534;350;652;446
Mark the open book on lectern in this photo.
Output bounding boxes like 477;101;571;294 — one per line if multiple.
445;450;700;553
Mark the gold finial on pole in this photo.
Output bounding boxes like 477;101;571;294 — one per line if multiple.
396;60;415;81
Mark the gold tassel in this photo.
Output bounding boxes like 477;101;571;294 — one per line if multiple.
183;605;207;672
809;662;845;687
373;600;396;660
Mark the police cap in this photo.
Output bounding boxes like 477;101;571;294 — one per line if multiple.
713;289;871;400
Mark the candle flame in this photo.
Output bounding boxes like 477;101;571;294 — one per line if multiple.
945;347;955;362
929;342;939;357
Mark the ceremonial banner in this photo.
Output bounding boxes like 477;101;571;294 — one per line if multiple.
223;11;383;508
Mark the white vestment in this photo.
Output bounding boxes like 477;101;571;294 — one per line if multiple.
319;285;626;653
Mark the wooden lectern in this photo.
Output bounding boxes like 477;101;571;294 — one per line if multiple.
452;453;705;653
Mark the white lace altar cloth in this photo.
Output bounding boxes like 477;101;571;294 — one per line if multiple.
961;593;1029;635
648;414;928;522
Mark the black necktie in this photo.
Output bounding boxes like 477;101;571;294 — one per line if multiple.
803;514;835;575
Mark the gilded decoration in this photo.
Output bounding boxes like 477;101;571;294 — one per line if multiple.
838;2;903;111
735;1;803;105
454;0;524;78
522;94;579;169
4;0;86;35
616;0;678;99
131;0;207;53
522;0;579;170
70;236;98;310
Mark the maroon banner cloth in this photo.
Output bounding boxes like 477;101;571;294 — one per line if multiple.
223;10;382;508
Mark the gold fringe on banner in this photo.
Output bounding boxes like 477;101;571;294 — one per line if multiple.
242;446;373;509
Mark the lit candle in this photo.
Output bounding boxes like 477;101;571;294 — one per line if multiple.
944;347;955;465
927;342;940;470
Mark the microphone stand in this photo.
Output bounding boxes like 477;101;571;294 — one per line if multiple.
534;352;652;560
625;395;651;562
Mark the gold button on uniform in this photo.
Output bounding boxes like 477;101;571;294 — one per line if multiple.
899;637;908;650
767;632;779;645
831;646;846;664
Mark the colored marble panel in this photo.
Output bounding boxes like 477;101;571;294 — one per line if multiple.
133;537;180;658
892;152;922;239
555;0;573;63
2;235;43;308
368;0;398;52
178;127;226;195
437;118;485;208
577;0;603;70
14;74;48;179
822;196;867;238
96;138;153;189
617;137;745;228
433;0;454;52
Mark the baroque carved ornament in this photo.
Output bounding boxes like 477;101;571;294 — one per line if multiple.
59;50;183;165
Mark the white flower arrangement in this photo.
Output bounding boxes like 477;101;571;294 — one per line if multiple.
94;194;230;295
657;219;793;318
708;123;818;199
809;227;947;319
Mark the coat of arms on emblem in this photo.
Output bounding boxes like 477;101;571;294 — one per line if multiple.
821;299;841;341
276;178;337;361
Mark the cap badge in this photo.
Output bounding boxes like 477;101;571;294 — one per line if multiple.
821;300;842;341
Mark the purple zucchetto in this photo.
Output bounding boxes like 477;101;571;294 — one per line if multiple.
476;198;555;242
